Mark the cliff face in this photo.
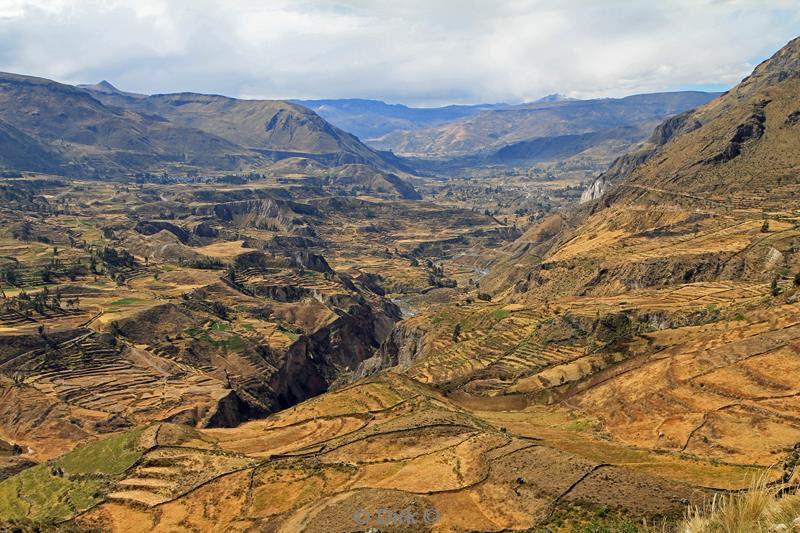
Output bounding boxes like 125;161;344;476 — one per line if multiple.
343;319;429;385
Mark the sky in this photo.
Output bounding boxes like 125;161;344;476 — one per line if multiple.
0;0;798;107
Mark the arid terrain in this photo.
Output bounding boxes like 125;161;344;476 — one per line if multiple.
0;29;800;533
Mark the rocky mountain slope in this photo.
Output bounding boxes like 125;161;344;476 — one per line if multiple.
0;118;64;173
484;37;800;303
583;36;800;203
0;72;255;173
81;85;393;170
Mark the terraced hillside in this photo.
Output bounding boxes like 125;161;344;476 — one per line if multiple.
0;375;721;531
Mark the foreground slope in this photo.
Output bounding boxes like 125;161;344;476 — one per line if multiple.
0;374;709;531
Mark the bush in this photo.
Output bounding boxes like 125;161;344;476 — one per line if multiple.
477;292;491;301
66;264;86;281
210;301;230;320
794;272;800;287
1;267;18;285
98;247;136;268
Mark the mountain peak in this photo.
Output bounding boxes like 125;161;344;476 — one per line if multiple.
733;35;800;99
77;79;146;99
87;80;121;94
535;93;577;103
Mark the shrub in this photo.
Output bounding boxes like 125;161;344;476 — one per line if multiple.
187;257;225;270
477;292;491;301
210;301;230;320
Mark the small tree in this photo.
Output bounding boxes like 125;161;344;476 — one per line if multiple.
771;275;781;296
452;323;461;342
761;220;770;233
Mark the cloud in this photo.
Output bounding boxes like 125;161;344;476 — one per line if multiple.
0;0;798;106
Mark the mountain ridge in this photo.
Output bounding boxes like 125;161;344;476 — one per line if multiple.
0;71;409;180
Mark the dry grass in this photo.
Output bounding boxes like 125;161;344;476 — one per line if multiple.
679;469;800;533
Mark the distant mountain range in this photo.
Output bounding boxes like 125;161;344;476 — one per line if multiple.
0;72;723;185
292;98;509;140
293;94;581;141
368;91;722;160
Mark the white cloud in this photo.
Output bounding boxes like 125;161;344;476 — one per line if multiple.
0;0;798;105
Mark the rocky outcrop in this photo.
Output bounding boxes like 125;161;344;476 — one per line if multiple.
134;220;192;244
703;106;766;164
269;295;401;407
195;199;318;236
201;389;250;428
580;147;657;203
251;284;310;302
580;174;609;203
192;221;219;238
785;110;800;126
647;109;702;145
0;456;36;482
291;251;333;273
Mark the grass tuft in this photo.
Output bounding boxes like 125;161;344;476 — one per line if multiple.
679;468;800;533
